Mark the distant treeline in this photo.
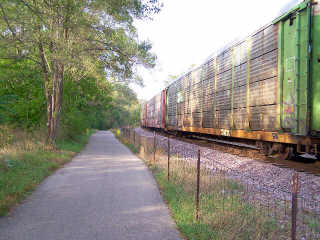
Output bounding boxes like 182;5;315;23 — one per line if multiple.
0;59;141;138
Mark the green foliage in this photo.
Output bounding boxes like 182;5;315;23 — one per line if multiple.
0;95;16;123
100;83;141;129
0;0;161;142
0;60;46;127
0;57;141;138
59;74;112;138
0;0;160;82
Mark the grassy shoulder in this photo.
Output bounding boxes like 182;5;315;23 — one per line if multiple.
150;166;289;240
112;129;138;154
0;129;96;216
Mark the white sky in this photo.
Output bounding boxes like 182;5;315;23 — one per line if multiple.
132;0;301;101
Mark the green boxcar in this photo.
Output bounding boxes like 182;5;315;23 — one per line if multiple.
274;0;320;137
311;2;320;134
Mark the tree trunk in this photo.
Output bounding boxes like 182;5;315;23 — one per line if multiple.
47;61;64;148
38;17;66;149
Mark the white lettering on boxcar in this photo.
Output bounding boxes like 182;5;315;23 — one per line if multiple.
221;129;231;137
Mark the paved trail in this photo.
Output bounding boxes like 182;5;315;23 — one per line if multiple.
0;131;181;240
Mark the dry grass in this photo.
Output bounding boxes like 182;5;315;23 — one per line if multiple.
0;126;50;155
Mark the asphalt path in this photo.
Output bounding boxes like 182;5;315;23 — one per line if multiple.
0;131;181;240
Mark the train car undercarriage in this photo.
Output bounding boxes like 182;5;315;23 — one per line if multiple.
165;126;320;160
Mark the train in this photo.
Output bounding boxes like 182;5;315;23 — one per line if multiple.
141;0;320;160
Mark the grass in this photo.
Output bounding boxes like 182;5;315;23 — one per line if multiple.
150;165;289;240
112;129;138;153
115;130;290;240
0;128;96;216
122;141;138;153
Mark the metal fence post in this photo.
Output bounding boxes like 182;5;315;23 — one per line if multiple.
133;130;135;146
130;129;133;144
195;149;200;222
153;131;156;163
291;173;299;240
167;136;170;182
132;129;134;144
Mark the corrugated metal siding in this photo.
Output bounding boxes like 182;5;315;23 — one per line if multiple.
249;77;277;106
233;108;247;130
250;49;277;83
144;92;164;128
162;23;279;133
202;93;214;112
233;85;247;109
192;112;202;128
216;69;232;91
146;97;155;127
263;25;278;53
216;110;231;129
167;81;177;127
183;113;192;127
234;62;247;87
217;50;232;73
246;24;278;130
184;88;191;114
250;25;278;60
154;93;162;127
202;111;214;128
249;105;277;131
234;41;248;66
216;90;231;110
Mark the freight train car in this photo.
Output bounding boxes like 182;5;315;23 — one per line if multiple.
141;90;166;129
142;0;320;160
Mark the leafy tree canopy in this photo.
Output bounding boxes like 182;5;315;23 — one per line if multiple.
0;0;161;145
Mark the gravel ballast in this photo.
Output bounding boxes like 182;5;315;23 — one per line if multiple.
134;127;320;214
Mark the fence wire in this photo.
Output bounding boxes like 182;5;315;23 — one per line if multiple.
120;127;320;240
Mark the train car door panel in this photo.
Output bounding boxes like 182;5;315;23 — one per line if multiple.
280;3;310;135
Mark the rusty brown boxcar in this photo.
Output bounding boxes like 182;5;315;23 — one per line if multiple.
141;90;166;129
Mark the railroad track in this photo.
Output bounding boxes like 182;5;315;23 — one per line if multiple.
156;129;320;176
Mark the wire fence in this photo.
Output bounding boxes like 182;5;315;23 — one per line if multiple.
120;127;320;240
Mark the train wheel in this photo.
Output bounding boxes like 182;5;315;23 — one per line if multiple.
257;141;270;156
280;145;294;160
316;146;320;161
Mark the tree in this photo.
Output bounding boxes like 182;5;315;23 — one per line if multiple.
0;0;160;147
0;59;45;126
105;83;140;128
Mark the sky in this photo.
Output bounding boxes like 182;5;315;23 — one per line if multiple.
132;0;302;101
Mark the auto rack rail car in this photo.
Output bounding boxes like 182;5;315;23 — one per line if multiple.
141;0;320;160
